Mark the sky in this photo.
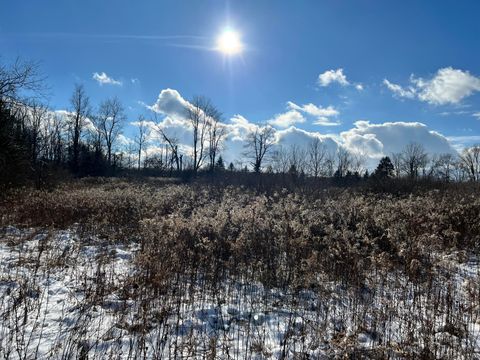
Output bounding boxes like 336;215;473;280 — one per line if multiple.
2;0;480;166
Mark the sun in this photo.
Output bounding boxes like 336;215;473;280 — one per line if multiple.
216;29;243;55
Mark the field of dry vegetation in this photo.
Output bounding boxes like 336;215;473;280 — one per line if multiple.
0;178;479;359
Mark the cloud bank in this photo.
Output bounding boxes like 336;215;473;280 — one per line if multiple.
134;88;458;169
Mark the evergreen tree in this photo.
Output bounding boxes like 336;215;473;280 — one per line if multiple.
288;164;298;177
374;156;394;178
215;156;225;171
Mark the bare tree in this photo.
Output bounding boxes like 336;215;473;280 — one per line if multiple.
351;152;366;175
45;112;65;164
155;126;181;172
69;84;90;172
460;145;480;181
149;112;181;172
87;121;103;155
124;141;136;169
95;97;125;165
391;152;402;178
400;142;428;179
452;157;468;182
307;138;327;178
0;57;44;108
244;125;276;173
207;108;226;172
428;153;456;181
134;115;148;169
335;147;352;177
288;144;307;175
26;100;49;165
188;96;214;173
324;151;336;177
272;146;290;174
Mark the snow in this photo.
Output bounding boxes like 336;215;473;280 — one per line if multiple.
0;226;479;358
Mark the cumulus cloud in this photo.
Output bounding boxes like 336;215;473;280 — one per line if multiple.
230;114;251;127
414;68;480;105
317;68;363;91
147;88;191;119
340;120;456;159
384;68;480;105
318;68;349;87
268;110;305;128
225;115;259;141
92;72;122;86
156;116;193;145
342;133;384;158
287;101;341;126
54;110;97;133
383;79;416;99
287;102;338;117
268;102;341;128
138;88;461;170
117;134;134;146
275;126;339;153
472;112;480;120
447;135;480;152
130;119;158;142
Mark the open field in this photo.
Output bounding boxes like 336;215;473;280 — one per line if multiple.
3;1;480;358
0;179;479;358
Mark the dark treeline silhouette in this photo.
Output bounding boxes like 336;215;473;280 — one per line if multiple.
1;57;480;191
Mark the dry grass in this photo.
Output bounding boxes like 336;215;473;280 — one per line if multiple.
0;178;479;358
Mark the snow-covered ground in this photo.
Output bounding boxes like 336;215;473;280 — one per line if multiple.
0;226;479;359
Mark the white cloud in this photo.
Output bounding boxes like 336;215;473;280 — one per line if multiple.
92;72;122;86
287;102;338;117
130;119;158;142
317;68;363;91
147;88;191;119
130;119;157;129
447;135;480;151
138;88;464;170
384;68;480;105
342;133;384;158
118;134;134;146
439;110;469;117
268;101;340;128
226;115;259;140
413;68;480;105
312;117;341;126
287;101;341;126
155;116;193;145
341;120;456;159
54;110;97;133
472;112;480;120
230;114;250;126
275;126;339;154
383;79;416;99
268;110;305;128
318;68;349;87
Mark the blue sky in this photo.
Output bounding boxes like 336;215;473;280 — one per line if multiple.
2;0;480;162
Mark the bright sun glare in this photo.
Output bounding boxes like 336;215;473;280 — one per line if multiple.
216;29;243;55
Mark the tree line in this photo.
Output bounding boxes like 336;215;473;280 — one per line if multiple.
1;57;479;189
